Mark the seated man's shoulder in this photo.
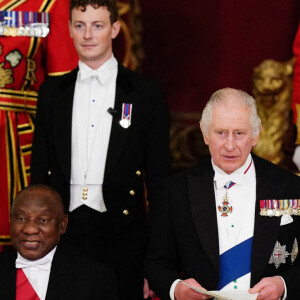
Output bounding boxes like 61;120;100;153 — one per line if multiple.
0;250;16;265
0;250;17;278
55;245;116;279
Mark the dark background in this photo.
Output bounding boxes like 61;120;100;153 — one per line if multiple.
139;0;300;114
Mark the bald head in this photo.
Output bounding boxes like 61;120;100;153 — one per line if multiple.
12;184;65;214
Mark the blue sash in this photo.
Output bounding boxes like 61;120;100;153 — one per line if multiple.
218;237;253;290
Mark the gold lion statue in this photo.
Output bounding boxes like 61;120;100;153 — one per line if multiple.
252;58;296;168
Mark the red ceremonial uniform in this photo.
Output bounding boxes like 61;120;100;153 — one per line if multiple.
292;23;300;144
0;0;78;244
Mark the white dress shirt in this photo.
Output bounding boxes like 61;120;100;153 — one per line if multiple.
170;154;287;299
16;247;56;300
70;55;118;212
213;154;256;291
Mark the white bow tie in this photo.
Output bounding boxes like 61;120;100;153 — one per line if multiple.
214;172;244;189
79;68;110;85
16;256;52;271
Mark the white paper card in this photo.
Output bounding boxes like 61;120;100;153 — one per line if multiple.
180;282;258;300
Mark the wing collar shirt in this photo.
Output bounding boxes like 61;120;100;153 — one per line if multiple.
170;154;286;299
70;55;118;213
213;154;256;291
213;154;287;299
15;247;56;300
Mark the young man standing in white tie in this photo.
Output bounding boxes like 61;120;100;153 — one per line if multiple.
30;0;170;299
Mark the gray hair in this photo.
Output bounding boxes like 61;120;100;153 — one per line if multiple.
200;87;261;137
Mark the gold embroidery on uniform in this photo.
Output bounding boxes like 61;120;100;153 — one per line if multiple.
0;62;13;88
0;0;27;11
39;0;55;12
49;70;73;76
8;111;22;195
2;110;10;213
5;112;12;212
18;119;34;186
21;35;39;90
291;238;299;264
24;58;37;83
31;37;42;58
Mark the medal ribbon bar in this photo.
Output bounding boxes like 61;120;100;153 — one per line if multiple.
260;199;300;216
0;11;50;37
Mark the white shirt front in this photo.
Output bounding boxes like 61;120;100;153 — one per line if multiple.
171;155;256;299
70;55;118;212
16;247;56;300
170;154;287;299
213;154;256;291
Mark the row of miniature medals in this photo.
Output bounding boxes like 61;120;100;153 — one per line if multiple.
218;187;300;217
260;200;300;217
0;11;50;37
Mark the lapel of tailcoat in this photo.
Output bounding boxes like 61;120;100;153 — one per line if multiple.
54;68;78;183
1;253;17;299
104;63;133;180
46;247;74;299
188;159;220;275
187;155;285;284
53;64;134;183
251;155;282;286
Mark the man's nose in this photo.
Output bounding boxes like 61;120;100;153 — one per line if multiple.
224;134;236;150
84;26;93;39
23;221;40;234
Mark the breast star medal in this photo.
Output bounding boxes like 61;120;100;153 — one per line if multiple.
269;241;290;269
291;238;299;264
218;189;232;217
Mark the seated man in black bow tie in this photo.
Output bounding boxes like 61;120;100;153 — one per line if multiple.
146;88;300;300
0;184;118;300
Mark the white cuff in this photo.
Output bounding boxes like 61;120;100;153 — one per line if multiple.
277;276;287;300
170;279;182;300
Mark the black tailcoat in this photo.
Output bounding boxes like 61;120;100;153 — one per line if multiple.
30;63;170;299
30;64;170;230
0;245;118;300
146;155;300;300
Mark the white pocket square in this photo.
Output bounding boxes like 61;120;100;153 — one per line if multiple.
280;214;293;226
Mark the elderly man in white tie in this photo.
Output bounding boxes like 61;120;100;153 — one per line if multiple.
0;184;118;300
146;88;300;300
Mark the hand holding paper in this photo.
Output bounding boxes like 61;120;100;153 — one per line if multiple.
180;281;258;300
175;279;212;299
249;276;285;300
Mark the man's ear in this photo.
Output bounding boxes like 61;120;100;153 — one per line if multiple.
68;21;73;39
200;124;209;145
111;21;121;39
252;126;262;147
60;214;68;235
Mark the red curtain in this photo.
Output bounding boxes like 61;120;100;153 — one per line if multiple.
140;0;300;114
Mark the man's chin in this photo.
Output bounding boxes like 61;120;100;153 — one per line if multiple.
18;249;45;260
220;161;241;174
